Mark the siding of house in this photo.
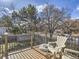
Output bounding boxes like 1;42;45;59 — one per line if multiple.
0;27;7;35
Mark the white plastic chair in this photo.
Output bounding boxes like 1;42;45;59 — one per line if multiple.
56;36;67;51
48;36;68;54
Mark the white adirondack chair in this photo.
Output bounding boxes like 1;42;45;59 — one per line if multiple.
48;36;68;54
56;36;68;51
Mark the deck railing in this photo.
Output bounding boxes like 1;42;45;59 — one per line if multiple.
66;36;79;51
1;33;79;59
0;33;48;59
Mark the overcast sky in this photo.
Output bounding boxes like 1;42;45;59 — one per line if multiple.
0;0;79;19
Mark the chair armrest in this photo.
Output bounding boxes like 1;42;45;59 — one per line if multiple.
55;45;66;52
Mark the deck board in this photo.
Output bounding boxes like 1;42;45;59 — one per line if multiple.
8;48;47;59
3;48;77;59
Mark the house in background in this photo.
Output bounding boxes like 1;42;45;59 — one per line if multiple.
0;27;7;35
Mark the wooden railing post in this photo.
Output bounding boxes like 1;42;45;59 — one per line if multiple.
30;31;33;49
4;32;8;59
0;36;2;53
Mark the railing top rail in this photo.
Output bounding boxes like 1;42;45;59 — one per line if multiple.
65;48;79;54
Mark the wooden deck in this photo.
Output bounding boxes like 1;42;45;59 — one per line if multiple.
2;47;78;59
5;48;47;59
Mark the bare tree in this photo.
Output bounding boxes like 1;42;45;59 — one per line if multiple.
42;4;71;41
63;20;79;35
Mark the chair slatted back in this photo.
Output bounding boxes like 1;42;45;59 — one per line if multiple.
56;36;67;47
